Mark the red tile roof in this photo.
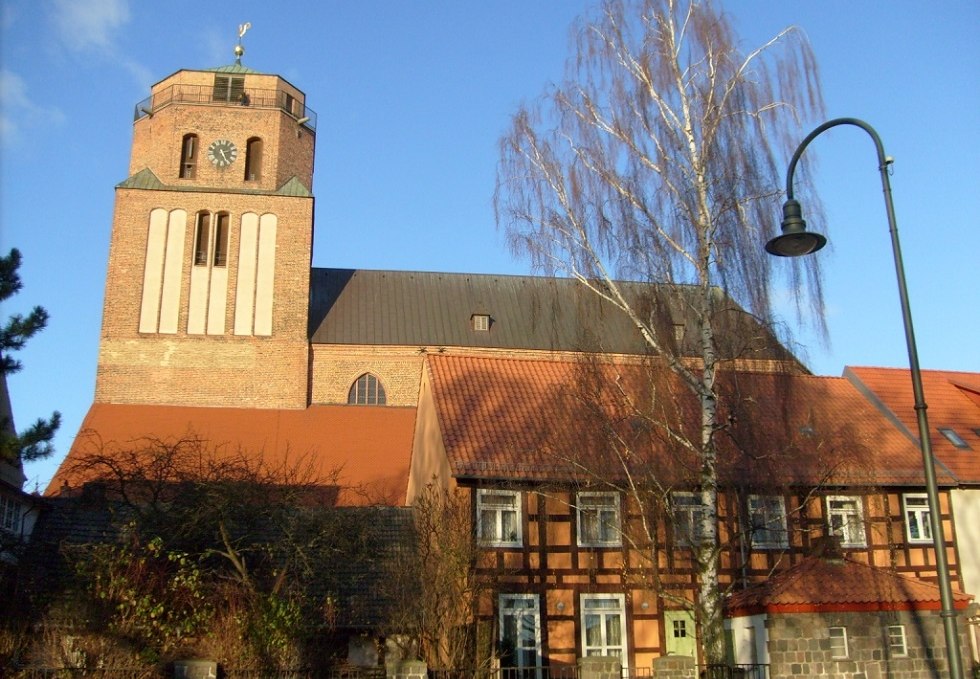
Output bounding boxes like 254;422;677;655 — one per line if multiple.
726;555;973;615
846;367;980;482
48;403;416;505
425;355;938;487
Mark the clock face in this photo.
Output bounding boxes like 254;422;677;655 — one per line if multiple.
207;139;238;168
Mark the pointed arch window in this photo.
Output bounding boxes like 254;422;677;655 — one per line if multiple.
348;373;387;405
179;133;198;179
244;137;263;181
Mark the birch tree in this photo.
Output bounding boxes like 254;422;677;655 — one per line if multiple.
495;0;825;662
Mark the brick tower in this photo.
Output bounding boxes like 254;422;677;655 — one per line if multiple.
95;46;315;409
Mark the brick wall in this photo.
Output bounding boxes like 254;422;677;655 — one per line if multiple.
133;70;314;191
310;345;593;407
97;188;313;409
97;67;318;410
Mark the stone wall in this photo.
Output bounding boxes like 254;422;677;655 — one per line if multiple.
767;609;970;678
652;655;695;678
578;656;622;679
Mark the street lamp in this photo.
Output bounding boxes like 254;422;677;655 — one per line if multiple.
766;118;964;679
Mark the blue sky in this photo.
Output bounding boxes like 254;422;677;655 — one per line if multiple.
2;0;978;492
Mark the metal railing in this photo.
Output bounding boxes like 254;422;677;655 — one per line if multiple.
428;668;653;679
133;83;317;131
10;664;769;679
11;671;160;679
699;664;769;679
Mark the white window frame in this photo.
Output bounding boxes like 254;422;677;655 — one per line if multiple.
577;492;622;547
887;624;908;657
472;314;490;331
829;626;848;659
580;594;627;659
902;493;933;544
1;494;22;533
477;489;522;547
826;496;866;547
499;594;542;675
747;494;788;549
673;492;705;547
348;373;387;405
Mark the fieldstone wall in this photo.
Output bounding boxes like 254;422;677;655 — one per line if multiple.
652;654;695;678
578;656;622;679
387;659;426;678
767;609;970;678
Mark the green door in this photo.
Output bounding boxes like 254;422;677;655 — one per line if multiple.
664;610;697;658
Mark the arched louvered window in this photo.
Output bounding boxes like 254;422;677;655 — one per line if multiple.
193;211;229;267
244;137;263;181
179;133;198;179
348;373;387;405
193;211;211;265
213;212;229;266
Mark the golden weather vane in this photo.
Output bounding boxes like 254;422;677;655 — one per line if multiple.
234;22;251;64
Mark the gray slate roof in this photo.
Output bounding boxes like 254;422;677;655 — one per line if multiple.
208;63;260;74
309;268;801;364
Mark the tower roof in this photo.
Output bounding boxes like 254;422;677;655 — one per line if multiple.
207;63;261;75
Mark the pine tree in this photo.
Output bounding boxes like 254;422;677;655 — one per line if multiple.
1;248;61;463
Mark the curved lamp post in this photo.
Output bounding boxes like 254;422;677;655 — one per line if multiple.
766;118;964;678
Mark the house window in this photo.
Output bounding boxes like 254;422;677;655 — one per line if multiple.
826;496;865;547
887;625;907;657
581;594;626;658
213;75;245;103
499;594;542;674
193;211;211;266
179;133;198;179
244;137;263;181
902;493;932;543
672;617;690;642
938;427;970;449
748;495;788;549
472;314;490;331
576;492;621;547
347;373;386;405
477;489;521;547
673;492;705;547
1;495;22;533
828;626;848;658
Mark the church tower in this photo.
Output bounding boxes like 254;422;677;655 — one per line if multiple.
95;42;315;410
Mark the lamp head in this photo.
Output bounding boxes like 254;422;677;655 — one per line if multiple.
765;199;827;257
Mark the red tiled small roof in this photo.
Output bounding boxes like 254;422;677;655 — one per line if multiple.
846;367;980;482
726;555;973;616
425;355;938;487
48;403;416;505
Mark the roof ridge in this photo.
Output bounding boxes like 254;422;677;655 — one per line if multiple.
310;266;713;289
